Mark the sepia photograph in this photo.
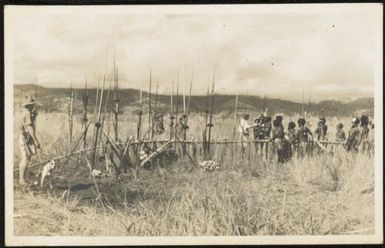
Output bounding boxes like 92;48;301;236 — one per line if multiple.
4;3;383;246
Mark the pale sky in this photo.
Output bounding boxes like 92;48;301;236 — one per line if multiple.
6;4;382;102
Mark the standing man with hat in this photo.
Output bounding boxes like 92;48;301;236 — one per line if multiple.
18;95;41;185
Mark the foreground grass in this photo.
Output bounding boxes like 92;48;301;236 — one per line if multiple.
14;151;374;236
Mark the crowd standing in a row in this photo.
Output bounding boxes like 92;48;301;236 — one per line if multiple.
239;111;374;162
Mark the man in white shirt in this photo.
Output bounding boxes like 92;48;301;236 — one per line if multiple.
239;113;251;151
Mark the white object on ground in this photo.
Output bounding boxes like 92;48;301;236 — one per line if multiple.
41;160;55;188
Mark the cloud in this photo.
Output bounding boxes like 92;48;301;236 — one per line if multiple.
8;6;380;102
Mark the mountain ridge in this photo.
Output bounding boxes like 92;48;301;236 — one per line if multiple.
13;84;374;117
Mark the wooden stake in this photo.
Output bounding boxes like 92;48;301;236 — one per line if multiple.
207;71;215;154
203;87;210;156
155;78;159;115
170;81;174;140
91;75;105;169
82;77;89;149
187;72;193;116
183;67;186;114
232;93;239;141
148;68;153;139
301;86;304;116
68;84;74;144
113;58;120;142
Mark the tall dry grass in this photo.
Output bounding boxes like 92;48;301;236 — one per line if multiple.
13;112;374;236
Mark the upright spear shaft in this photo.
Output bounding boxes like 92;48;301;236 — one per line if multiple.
82;77;89;149
183;68;186;114
34;83;38;131
232;93;239;141
181;71;192;155
203;87;209;155
114;64;120;142
207;71;215;154
170;81;174;140
92;75;105;169
148;69;152;139
175;79;179;131
95;80;100;115
187;72;193;116
301;87;304;116
155;78;159;115
68;84;74;144
137;88;143;141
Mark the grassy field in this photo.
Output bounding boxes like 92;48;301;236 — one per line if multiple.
13;111;375;236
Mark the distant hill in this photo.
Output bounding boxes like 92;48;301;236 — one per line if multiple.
13;84;374;117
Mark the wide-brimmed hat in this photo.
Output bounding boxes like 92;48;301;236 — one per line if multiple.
21;95;37;107
337;123;343;128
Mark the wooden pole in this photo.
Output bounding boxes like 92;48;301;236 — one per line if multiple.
175;78;179;132
113;58;120;142
82;77;89;149
187;72;193;116
155;78;159;116
68;84;74;144
91;75;105;169
207;71;215;154
183;67;186;115
34;83;38;129
301;87;304;116
232;93;239;141
148;68;152;139
95;80;100;115
203;87;209;156
170;81;175;140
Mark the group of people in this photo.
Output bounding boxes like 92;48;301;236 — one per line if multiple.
151;113;189;139
239;111;374;163
17;93;375;185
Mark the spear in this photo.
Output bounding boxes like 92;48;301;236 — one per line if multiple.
155;78;159;114
113;57;120;142
148;68;152;139
68;84;74;144
91;75;105;170
207;71;215;154
301;86;304;117
169;81;174;140
183;67;186;115
203;86;209;154
95;80;100;115
187;72;193;116
182;70;192;155
82;77;89;149
34;83;38;131
232;93;239;141
175;78;179;134
137;88;143;141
